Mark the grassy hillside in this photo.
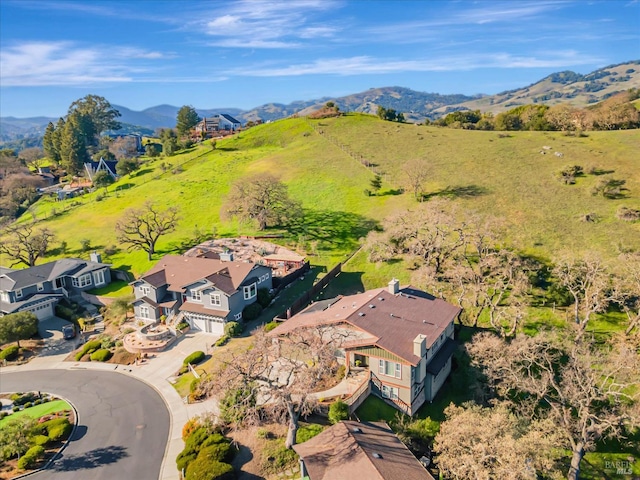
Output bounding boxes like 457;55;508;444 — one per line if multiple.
2;115;639;282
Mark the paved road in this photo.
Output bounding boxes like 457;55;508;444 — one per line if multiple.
1;369;170;480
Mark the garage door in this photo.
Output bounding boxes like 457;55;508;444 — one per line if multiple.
187;314;225;335
27;302;55;321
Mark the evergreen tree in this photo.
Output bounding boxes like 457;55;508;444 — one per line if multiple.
67;95;121;147
176;105;200;137
42;122;59;161
53;117;66;164
59;116;87;174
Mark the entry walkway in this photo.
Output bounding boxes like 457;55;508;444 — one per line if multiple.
0;331;221;480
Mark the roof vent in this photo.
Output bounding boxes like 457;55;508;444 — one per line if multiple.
352;427;362;433
378;297;384;301
358;312;365;317
372;453;382;459
369;304;375;309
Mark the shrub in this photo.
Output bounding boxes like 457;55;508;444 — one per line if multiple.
185;457;235;480
12;392;38;405
183;351;205;366
263;321;279;332
23;402;33;409
17;445;44;470
224;321;242;337
48;421;72;442
197;443;235;464
12;405;20;412
215;335;229;347
176;450;197;472
617;206;640;222
328;400;349;424
257;288;271;308
33;435;50;446
0;345;20;361
75;339;102;360
176;321;190;331
100;337;115;350
190;378;202;394
90;349;112;362
55;305;77;321
182;418;200;441
335;365;346;382
183;427;209;455
33;399;42;406
242;303;262;321
42;417;71;435
261;440;296;474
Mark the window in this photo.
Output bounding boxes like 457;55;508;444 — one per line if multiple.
55;278;64;289
37;283;44;292
93;269;105;286
378;359;401;379
139;305;150;319
191;290;201;301
243;283;257;300
381;385;399;400
16;289;23;299
210;293;221;306
140;285;151;296
72;274;91;288
234;312;242;321
257;273;269;284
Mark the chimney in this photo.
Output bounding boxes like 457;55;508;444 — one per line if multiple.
388;278;400;295
220;251;234;262
90;252;102;263
413;334;426;358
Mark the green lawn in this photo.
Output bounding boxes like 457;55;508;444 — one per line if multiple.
0;399;72;427
87;280;132;297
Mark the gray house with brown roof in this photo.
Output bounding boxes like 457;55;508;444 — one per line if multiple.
294;420;435;480
271;279;461;415
131;255;272;334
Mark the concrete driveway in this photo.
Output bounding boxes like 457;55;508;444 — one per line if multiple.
37;316;77;357
0;369;170;480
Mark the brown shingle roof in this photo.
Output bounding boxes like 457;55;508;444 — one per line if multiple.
271;286;460;365
293;421;434;480
179;302;229;318
140;255;256;293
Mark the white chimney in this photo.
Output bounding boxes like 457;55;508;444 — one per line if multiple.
90;252;102;263
413;334;426;357
220;251;234;262
388;278;400;295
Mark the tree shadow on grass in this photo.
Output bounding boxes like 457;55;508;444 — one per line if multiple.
216;146;238;152
589;168;615;176
422;184;489;201
379;188;404;196
51;445;128;471
289;209;379;252
135;168;153;177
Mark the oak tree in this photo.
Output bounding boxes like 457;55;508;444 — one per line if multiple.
0;312;38;348
0;222;54;267
115;202;179;260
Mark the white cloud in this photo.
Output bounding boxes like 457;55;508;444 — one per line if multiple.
229;51;604;77
0;42;166;86
199;0;343;48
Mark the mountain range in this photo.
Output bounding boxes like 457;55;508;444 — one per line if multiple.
1;60;638;146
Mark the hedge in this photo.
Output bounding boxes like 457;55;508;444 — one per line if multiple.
17;445;45;470
242;303;262;321
75;339;102;361
257;288;271;308
90;349;112;362
328;400;349;424
215;335;229;347
224;321;242;337
183;351;205;366
0;345;20;361
185;457;235;480
263;321;279;333
176;450;197;472
198;443;235;464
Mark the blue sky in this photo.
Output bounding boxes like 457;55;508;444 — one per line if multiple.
1;0;639;118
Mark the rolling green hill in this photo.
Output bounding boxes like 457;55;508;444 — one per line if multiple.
2;115;639;282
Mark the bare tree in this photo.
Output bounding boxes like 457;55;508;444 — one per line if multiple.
616;253;640;336
434;403;562;479
17;147;45;171
200;326;347;449
221;174;301;231
0;222;54;267
469;332;639;480
403;158;430;201
553;253;617;341
115;202;179;260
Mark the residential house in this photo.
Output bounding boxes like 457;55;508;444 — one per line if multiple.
131;254;272;334
84;158;119;182
294;420;435;480
0;255;112;321
271;279;461;415
218;113;242;131
194;117;220;136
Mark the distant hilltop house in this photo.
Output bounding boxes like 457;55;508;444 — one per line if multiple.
84;157;119;182
0;255;112;321
194;114;242;137
131;254;272;334
271;279;461;416
103;133;143;152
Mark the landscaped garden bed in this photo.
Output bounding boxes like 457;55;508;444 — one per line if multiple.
0;392;75;478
